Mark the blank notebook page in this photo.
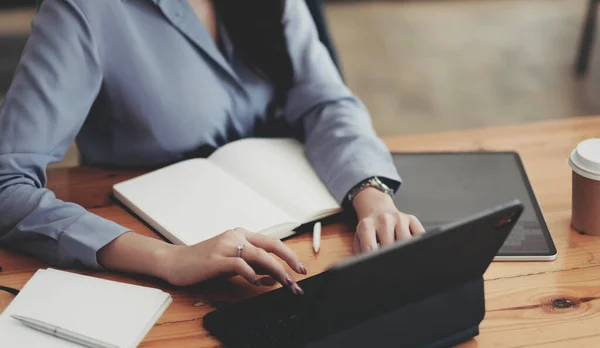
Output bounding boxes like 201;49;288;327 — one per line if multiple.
0;269;172;348
113;159;295;245
208;138;340;222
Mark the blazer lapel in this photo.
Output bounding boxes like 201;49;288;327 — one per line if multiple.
152;0;244;89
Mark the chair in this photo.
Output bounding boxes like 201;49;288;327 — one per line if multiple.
0;0;36;9
576;0;599;76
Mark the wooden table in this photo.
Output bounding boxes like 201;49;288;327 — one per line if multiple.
2;116;600;347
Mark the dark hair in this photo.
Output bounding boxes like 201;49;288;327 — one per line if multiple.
216;0;294;108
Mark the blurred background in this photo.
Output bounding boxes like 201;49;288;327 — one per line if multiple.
1;0;599;167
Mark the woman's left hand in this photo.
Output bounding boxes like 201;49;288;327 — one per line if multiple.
351;187;425;254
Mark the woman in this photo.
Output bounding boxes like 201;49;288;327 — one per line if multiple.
0;0;424;294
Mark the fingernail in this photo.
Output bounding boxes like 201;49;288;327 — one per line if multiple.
253;278;261;286
298;262;307;275
261;277;277;286
294;284;304;296
285;277;293;287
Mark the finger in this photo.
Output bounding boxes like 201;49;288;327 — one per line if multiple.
245;232;306;275
353;234;361;255
259;276;277;286
395;215;412;241
243;244;304;295
409;215;426;236
218;257;261;286
356;219;378;252
220;228;248;257
376;215;395;247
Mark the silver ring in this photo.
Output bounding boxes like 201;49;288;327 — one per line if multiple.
237;244;244;258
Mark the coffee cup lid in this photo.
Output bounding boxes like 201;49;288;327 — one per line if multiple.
570;138;600;180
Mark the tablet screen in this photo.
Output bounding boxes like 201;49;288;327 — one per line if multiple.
391;152;556;258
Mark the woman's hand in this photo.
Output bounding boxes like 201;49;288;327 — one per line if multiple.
351;187;425;254
157;228;307;294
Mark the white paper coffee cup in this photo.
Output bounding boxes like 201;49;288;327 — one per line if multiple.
569;138;600;235
569;139;600;180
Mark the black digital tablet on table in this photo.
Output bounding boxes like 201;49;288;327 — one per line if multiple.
391;151;557;261
204;201;524;348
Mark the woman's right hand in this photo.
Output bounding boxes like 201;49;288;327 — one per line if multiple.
157;228;307;294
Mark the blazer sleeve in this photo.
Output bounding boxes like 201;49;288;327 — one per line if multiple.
281;0;401;203
0;0;129;269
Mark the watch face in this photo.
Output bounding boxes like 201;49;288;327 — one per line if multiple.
373;177;389;189
365;178;393;197
372;177;392;192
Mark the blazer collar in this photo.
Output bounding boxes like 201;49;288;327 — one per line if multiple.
149;0;244;89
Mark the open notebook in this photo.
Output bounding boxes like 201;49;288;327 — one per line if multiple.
0;269;172;348
113;138;342;245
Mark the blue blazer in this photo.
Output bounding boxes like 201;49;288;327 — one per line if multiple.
0;0;400;269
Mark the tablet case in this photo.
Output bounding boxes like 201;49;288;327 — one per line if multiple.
203;200;522;348
303;277;484;348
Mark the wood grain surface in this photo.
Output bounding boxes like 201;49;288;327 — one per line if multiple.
1;116;600;347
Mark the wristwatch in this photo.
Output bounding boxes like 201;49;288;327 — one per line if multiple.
345;176;395;204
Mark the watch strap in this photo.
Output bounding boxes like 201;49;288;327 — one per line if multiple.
345;176;395;205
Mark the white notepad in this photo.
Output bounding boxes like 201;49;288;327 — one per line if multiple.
0;269;172;348
113;138;342;246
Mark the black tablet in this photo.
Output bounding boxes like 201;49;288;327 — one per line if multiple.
203;201;525;347
391;152;557;261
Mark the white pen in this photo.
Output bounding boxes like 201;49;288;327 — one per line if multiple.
313;222;321;253
11;315;120;348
